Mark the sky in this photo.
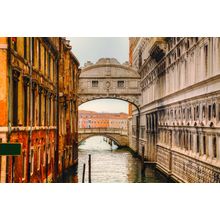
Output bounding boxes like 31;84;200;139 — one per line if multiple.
69;38;129;114
69;37;128;67
78;99;128;114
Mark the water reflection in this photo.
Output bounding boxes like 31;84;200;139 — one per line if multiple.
75;136;170;183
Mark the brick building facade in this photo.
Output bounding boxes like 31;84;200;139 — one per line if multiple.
0;37;80;183
78;110;128;130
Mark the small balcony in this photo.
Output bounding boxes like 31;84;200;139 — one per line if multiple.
149;38;166;62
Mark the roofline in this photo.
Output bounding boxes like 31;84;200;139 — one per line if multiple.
81;63;138;74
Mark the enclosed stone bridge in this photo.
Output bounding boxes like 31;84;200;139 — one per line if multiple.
78;58;141;152
78;58;141;108
78;128;129;147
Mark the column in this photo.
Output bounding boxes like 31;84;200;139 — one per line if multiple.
193;132;197;153
208;134;212;158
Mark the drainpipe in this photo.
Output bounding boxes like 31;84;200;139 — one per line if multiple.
27;37;33;183
6;37;12;183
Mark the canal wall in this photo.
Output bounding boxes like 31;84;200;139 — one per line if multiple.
156;145;220;183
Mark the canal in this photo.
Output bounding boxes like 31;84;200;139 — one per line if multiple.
62;136;171;183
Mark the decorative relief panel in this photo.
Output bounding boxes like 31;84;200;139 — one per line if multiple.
172;152;220;183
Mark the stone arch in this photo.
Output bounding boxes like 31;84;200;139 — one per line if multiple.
78;133;128;147
78;96;140;111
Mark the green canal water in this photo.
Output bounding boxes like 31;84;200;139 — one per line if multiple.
62;136;171;183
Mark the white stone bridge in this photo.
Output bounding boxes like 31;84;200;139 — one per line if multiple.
78;128;129;147
78;58;141;108
78;58;141;152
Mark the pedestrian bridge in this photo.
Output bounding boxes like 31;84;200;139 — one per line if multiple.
78;128;129;147
78;58;141;108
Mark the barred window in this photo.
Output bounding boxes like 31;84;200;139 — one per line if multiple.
92;80;98;87
117;81;125;88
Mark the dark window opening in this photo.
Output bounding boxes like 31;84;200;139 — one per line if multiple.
203;135;206;155
32;38;35;65
38;41;41;69
202;105;206;119
204;45;208;75
23;81;28;126
177;48;181;57
186;39;190;50
48;53;51;79
208;105;212;120
196;106;199;119
213;103;216;118
12;71;20;126
24;37;27;60
138;49;142;68
92;80;98;87
39;88;42;126
117;81;125;88
44;92;47;126
213;136;217;158
44;47;46;74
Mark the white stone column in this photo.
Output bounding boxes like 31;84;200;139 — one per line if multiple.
172;130;175;147
193;132;197;153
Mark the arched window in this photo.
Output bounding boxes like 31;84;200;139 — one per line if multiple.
202;105;206;119
213;103;216;118
196;105;200;119
208;105;212;120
